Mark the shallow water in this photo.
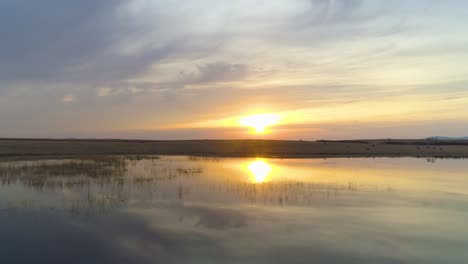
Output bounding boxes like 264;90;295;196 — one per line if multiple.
0;156;467;263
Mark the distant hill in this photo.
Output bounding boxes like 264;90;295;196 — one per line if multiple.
427;136;468;141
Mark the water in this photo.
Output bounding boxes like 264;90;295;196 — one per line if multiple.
0;156;467;263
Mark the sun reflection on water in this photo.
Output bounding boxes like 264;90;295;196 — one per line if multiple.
247;159;272;183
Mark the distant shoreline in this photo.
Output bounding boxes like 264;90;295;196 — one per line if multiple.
1;138;468;160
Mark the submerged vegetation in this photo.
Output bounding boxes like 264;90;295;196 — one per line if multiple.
0;156;399;215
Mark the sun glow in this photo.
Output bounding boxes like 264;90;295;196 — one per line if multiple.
247;160;272;183
240;114;281;133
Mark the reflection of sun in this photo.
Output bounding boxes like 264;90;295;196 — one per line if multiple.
240;114;280;133
247;160;272;183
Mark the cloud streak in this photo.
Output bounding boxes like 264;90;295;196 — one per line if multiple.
1;0;468;138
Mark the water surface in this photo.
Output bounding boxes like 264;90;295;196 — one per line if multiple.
0;156;467;263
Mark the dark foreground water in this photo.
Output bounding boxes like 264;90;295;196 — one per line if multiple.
0;156;467;263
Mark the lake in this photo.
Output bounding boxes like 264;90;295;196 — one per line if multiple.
0;156;467;263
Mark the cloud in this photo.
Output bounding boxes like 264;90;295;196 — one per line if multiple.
0;0;125;83
269;0;405;48
183;205;248;230
302;0;364;25
1;0;468;138
179;62;250;85
0;0;225;87
61;94;76;103
95;62;250;94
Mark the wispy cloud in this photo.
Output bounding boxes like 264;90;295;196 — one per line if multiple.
1;0;468;138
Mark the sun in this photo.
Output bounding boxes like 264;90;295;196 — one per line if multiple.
239;114;281;133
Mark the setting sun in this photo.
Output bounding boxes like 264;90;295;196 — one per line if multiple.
240;114;281;133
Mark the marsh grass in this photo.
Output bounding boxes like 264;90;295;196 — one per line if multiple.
0;157;128;189
0;156;393;215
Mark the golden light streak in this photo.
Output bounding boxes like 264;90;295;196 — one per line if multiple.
247;159;272;183
239;114;281;133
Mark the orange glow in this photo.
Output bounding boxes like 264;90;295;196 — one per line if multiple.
247;159;272;183
240;114;281;133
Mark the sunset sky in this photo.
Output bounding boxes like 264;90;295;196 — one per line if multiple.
1;0;468;139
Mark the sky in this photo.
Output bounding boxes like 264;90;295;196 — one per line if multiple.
1;0;468;140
